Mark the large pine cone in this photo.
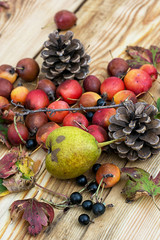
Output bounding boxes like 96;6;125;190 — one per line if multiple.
41;30;90;85
108;100;160;161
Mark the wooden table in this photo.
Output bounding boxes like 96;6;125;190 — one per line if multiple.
1;0;160;239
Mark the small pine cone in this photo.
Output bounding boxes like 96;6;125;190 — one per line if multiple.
41;30;90;85
108;100;160;161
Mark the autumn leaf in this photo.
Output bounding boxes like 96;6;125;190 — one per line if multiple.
0;178;10;196
10;198;54;236
0;149;19;179
16;157;35;180
126;45;160;68
121;167;160;209
0;116;11;148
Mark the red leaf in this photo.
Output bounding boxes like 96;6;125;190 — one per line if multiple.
10;198;54;236
0;149;19;178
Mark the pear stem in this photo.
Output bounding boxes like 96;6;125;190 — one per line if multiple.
97;137;126;148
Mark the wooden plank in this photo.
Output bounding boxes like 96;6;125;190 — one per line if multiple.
1;0;160;239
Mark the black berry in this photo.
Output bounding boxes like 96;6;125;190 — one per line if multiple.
69;192;82;205
82;200;93;211
92;163;101;174
76;175;88;186
85;111;94;122
25;139;37;150
87;182;98;193
97;98;106;106
92;202;106;216
78;214;90;225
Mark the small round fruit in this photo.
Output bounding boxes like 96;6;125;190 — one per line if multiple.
78;214;90;225
0;78;13;98
112;90;137;104
0;64;18;84
97;98;106;106
25;112;48;135
36;122;60;148
92;108;116;129
47;100;69;123
100;77;125;100
83;75;101;93
140;64;158;82
92;202;106;216
62;112;89;128
54;10;77;30
0;96;9;110
76;175;87;186
96;163;121;188
87;182;98;193
124;69;152;95
82;200;93;211
11;86;29;105
107;58;129;78
37;79;56;101
69;192;82;205
79;92;101;108
7;122;29;146
92;163;101;174
16;58;40;82
25;139;37;150
25;89;49;110
85;111;94;122
87;125;108;143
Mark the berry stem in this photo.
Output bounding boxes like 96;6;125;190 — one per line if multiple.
13;116;26;144
97;137;126;148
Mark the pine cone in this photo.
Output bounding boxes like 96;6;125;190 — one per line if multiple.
108;100;160;161
41;30;90;85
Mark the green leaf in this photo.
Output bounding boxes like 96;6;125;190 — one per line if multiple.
0;178;7;193
121;167;160;202
156;98;160;112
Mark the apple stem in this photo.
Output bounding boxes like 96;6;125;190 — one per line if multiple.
97;137;126;148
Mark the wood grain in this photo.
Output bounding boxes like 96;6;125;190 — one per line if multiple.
1;0;160;239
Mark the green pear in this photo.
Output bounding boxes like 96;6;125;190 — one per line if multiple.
45;126;124;179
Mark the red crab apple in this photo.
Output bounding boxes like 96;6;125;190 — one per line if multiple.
83;75;101;93
16;58;40;82
25;112;48;135
140;64;158;82
92;108;116;129
0;96;9;110
56;79;83;105
0;64;18;84
87;125;108;143
100;77;125;101
63;112;89;128
112;90;137;104
107;58;129;78
124;69;152;95
25;89;49;110
79;92;101;109
0;78;13;98
47;100;69;123
54;10;77;30
37;79;56;101
7;122;29;146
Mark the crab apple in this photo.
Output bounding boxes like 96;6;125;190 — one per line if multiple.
54;10;77;30
112;90;137;104
100;77;125;100
16;58;40;82
47;100;69;123
140;64;158;82
25;89;49;110
107;58;129;78
37;79;56;101
0;64;18;84
56;79;82;105
96;163;121;188
63;112;89;128
0;96;9;110
124;69;152;95
25;112;48;135
7;122;29;146
11;86;29;105
87;125;108;143
79;92;101;108
0;78;13;98
2;109;15;122
92;108;116;129
83;75;101;93
36;122;60;148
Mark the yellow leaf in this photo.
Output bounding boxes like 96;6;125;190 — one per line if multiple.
16;157;34;179
0;190;10;197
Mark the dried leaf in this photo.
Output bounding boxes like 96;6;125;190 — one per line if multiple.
126;45;160;68
10;198;54;236
3;172;35;192
0;149;19;178
16;157;35;180
121;167;160;202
